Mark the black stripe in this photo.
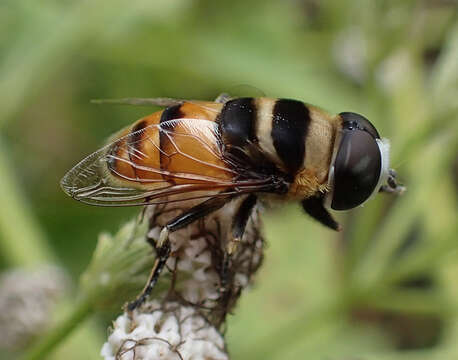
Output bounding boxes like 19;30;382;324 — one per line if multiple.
129;119;148;146
159;104;183;182
219;98;257;148
160;104;183;125
271;99;310;174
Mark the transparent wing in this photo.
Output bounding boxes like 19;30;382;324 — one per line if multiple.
224;85;265;99
61;118;273;206
91;97;187;107
91;97;229;107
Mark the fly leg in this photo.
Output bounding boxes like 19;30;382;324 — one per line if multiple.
379;169;406;195
126;195;233;312
126;238;171;312
221;195;257;292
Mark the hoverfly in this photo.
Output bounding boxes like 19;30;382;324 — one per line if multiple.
61;94;404;310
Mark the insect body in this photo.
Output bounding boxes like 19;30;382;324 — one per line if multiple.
61;95;403;309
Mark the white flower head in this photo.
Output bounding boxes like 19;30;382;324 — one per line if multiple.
101;300;228;360
102;196;265;358
0;265;68;350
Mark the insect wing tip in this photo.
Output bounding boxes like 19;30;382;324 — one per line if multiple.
60;171;77;199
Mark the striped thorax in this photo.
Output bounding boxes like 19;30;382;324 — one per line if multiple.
218;97;340;199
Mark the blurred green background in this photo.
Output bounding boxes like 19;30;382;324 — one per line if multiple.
0;0;457;359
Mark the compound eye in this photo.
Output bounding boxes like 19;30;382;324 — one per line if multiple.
339;112;380;139
330;129;382;210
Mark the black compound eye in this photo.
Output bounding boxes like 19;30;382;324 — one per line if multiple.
339;112;380;139
330;129;382;210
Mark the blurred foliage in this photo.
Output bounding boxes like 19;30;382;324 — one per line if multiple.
0;0;457;359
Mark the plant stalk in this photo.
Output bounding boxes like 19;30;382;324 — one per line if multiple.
22;296;95;360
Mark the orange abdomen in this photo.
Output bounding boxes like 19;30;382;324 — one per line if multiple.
107;101;234;189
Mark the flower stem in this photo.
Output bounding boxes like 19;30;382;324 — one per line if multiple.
22;296;94;360
0;140;54;266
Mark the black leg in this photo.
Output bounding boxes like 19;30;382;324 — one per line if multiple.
126;241;171;311
166;196;232;233
127;195;233;311
228;194;258;253
221;195;257;291
302;194;341;231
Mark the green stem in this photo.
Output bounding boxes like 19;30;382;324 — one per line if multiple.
0;140;54;265
22;296;94;360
